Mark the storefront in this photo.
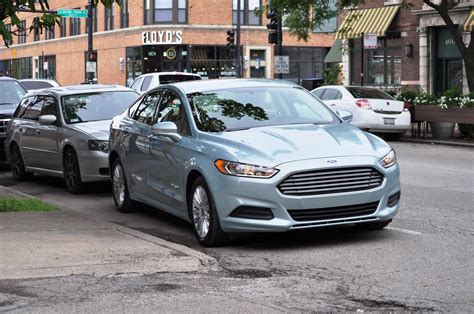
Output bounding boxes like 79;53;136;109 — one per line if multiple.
434;28;463;94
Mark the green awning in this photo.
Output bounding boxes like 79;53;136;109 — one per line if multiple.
324;40;342;63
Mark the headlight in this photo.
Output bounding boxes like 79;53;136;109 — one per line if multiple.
380;150;397;168
88;140;109;153
214;159;279;178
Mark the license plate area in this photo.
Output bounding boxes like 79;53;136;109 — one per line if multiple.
384;118;395;125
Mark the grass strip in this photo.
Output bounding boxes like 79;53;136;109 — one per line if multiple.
0;197;58;212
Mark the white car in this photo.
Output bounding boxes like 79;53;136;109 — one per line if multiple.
311;86;411;141
20;79;60;91
129;72;201;94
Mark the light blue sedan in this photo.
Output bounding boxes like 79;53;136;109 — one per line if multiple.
109;79;400;247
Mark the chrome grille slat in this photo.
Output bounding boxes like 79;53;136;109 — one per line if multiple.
278;167;384;196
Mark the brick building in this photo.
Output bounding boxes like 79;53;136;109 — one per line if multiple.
0;0;335;86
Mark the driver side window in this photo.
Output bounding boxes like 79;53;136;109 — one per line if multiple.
132;91;161;125
156;90;191;136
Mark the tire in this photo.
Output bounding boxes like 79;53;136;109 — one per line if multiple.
10;144;33;181
384;133;403;141
189;176;228;247
111;158;137;213
356;219;392;230
63;148;83;194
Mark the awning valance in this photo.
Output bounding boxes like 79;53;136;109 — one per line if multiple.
336;5;400;39
324;40;343;63
464;9;474;32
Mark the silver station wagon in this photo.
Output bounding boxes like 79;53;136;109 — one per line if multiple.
109;79;401;247
6;85;139;193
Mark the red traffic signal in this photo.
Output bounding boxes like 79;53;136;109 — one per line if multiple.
88;51;97;62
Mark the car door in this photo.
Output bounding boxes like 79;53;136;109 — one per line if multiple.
147;89;192;213
33;95;60;171
123;90;162;196
19;96;44;168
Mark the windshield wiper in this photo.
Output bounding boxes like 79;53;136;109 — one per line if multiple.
0;102;15;105
224;127;251;132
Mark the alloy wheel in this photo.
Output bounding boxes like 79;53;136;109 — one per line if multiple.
192;185;211;239
64;150;80;192
113;163;126;207
11;145;24;180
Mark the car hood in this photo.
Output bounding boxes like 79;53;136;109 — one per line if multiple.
200;123;391;166
0;104;18;116
68;120;112;140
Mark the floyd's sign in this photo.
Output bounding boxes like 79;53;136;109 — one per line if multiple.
142;31;183;45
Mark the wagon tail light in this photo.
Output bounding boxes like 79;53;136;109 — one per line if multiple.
355;99;372;110
403;101;410;111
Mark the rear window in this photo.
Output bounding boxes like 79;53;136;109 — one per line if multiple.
21;81;54;90
159;75;201;84
0;80;27;105
346;87;393;100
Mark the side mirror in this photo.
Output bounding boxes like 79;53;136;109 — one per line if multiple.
151;121;181;142
39;115;57;125
337;110;353;123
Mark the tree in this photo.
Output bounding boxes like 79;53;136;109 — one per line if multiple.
263;0;473;92
0;0;119;46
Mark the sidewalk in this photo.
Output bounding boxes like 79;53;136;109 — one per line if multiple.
0;186;217;281
399;134;474;149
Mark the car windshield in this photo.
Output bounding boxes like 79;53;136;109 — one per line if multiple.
346;87;394;100
61;91;138;124
0;80;27;104
188;86;338;132
21;81;54;90
160;75;201;84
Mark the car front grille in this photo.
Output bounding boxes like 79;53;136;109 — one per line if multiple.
277;167;384;196
0;119;10;135
288;201;379;222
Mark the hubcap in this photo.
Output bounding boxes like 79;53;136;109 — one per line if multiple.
192;186;210;238
113;164;125;206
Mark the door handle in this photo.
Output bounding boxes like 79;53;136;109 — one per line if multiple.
19;128;24;133
35;129;41;135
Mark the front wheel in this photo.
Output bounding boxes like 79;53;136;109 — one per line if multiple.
63;148;83;194
189;176;228;247
356;219;392;230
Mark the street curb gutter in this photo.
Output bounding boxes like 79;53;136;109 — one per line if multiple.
0;184;220;273
399;138;474;149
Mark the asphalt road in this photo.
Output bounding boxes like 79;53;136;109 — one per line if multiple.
0;142;473;312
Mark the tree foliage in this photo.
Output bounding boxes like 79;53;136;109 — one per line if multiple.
0;0;119;46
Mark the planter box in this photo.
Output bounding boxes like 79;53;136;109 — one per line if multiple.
414;106;474;124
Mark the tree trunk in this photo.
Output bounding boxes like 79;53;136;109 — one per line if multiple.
465;53;474;93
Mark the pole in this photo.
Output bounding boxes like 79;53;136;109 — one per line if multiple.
87;0;94;83
360;33;364;86
236;0;242;78
277;13;283;80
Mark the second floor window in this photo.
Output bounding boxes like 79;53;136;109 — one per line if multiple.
105;5;114;30
121;0;129;28
86;5;98;33
233;0;261;26
145;0;187;24
70;9;81;36
18;21;27;44
60;17;67;37
45;26;55;40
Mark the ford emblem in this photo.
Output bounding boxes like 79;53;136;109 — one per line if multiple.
327;160;338;164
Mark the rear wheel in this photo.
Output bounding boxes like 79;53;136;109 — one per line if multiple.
189;176;228;247
384;133;403;141
356;219;392;230
111;158;137;213
10;144;33;181
63;148;83;194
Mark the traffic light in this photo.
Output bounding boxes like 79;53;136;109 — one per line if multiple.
226;30;235;50
266;9;280;45
88;51;97;62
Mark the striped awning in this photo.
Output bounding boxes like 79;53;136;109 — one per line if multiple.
336;5;400;39
465;9;474;32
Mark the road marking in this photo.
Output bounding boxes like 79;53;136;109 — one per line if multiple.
387;226;423;236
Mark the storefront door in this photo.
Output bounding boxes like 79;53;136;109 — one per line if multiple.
435;28;463;94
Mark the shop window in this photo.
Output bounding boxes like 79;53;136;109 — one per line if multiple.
105;5;114;31
126;47;143;86
86;6;98;33
281;47;326;85
145;0;187;24
69;9;81;36
18;21;26;44
233;0;261;26
120;0;129;28
39;55;56;80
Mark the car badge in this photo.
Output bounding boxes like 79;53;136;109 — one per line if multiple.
387;102;390;106
327;160;338;164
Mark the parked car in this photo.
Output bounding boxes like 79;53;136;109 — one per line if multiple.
6;85;139;193
130;72;201;94
109;79;401;247
311;86;411;141
20;79;60;91
0;76;28;160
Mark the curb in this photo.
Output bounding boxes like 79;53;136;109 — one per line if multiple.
0;184;220;273
399;138;474;149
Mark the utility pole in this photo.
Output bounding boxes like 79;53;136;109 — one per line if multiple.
277;13;283;80
86;0;95;84
236;0;242;78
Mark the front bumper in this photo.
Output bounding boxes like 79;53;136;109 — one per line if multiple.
352;110;411;133
76;149;110;182
207;156;400;233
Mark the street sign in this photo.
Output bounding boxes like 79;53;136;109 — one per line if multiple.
274;56;289;74
86;62;97;73
363;33;378;49
58;9;88;18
